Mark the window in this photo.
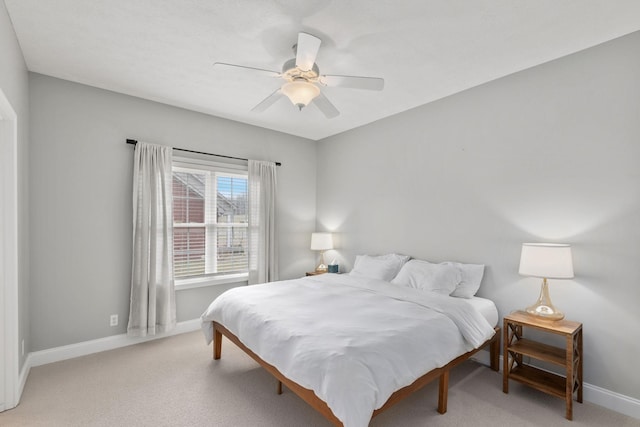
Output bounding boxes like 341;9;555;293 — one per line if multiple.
172;159;248;283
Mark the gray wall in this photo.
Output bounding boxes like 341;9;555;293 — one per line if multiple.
317;32;640;400
0;2;30;371
29;73;316;351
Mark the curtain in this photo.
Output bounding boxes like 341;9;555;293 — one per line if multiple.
127;142;176;337
248;160;278;284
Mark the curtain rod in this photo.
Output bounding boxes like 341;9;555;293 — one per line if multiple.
126;139;282;166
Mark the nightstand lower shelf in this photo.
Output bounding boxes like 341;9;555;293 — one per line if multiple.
509;365;566;399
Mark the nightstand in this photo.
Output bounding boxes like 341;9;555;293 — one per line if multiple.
503;311;583;420
305;271;326;276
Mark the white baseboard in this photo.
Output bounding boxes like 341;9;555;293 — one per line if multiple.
471;349;640;420
28;319;202;368
583;383;640;420
18;354;31;404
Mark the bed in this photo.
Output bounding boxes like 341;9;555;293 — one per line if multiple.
201;259;499;427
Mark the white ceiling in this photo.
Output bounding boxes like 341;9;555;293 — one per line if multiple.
5;1;640;141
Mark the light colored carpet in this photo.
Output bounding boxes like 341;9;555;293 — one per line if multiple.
1;331;638;426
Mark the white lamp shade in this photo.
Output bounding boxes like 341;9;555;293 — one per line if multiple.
518;243;574;279
282;80;320;108
310;232;333;251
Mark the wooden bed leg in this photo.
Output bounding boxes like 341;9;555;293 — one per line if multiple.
490;330;500;372
437;371;449;414
213;325;222;360
277;381;283;395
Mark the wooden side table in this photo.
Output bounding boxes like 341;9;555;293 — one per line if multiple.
503;311;583;420
305;271;326;276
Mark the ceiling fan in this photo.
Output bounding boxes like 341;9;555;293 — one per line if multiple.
213;32;384;119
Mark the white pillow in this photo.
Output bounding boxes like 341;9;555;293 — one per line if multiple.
441;261;485;298
391;259;461;294
349;254;410;282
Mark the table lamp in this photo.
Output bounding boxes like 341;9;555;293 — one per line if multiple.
310;232;333;272
518;243;574;321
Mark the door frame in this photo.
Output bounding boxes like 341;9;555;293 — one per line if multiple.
0;87;19;412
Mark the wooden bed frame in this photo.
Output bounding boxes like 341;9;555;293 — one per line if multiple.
212;321;501;426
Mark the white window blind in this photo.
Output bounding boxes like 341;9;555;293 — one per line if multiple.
172;160;248;280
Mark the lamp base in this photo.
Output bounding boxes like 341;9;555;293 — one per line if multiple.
315;264;328;273
525;278;564;321
315;250;328;272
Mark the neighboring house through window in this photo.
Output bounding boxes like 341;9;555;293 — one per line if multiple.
172;157;249;287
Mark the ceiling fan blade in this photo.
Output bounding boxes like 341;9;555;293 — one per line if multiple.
295;32;321;72
313;92;340;119
320;74;385;91
251;89;283;113
213;62;280;77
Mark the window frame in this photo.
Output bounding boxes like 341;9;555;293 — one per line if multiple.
172;156;249;289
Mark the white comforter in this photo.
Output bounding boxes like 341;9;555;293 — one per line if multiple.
201;274;495;427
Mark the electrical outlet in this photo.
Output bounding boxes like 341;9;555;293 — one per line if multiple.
110;314;118;327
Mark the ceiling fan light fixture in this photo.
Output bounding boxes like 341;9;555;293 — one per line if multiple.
281;80;320;110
